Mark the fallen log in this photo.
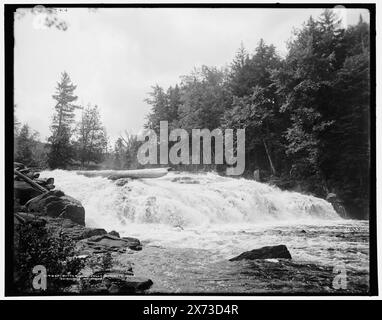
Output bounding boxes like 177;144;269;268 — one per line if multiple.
14;169;48;193
76;167;171;179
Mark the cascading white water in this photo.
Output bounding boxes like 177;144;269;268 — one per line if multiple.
41;170;339;229
40;170;369;278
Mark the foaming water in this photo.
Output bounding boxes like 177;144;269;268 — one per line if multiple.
40;170;369;284
40;170;341;247
41;170;338;227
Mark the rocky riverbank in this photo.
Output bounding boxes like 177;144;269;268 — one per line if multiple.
13;164;370;295
13;163;153;294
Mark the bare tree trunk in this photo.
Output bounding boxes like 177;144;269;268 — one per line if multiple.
263;139;276;176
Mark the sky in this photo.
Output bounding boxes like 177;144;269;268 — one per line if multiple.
14;7;370;143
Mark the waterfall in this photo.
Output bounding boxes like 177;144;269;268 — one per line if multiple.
40;170;339;231
40;170;368;281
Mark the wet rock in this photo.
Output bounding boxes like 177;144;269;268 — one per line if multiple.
59;195;85;225
35;177;55;190
14;181;41;205
43;217;108;241
14;212;46;227
103;275;153;294
82;228;107;239
26;190;85;225
115;178;130;186
326;193;347;218
109;230;120;238
122;237;142;250
79;274;152;294
229;245;292;261
171;176;200;184
239;259;344;293
77;234;142;254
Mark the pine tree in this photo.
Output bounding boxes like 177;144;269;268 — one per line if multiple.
48;72;80;168
229;44;253;97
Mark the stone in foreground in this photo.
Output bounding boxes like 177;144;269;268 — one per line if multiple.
26;190;85;225
104;275;153;294
77;234;142;254
229;245;292;261
14;181;41;205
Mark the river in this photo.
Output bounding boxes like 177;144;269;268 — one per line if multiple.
40;170;369;293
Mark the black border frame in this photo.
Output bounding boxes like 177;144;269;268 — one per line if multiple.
4;2;378;297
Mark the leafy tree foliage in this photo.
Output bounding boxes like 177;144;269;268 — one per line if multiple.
112;132;141;169
14;123;48;168
75;104;108;167
144;10;371;218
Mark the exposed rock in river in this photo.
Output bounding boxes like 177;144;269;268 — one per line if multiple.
77;234;142;254
26;190;85;225
229;245;292;261
109;230;120;237
326;193;347;218
77;274;153;294
171;176;200;184
115;178;130;186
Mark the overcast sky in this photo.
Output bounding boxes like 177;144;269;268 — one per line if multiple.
14;7;369;143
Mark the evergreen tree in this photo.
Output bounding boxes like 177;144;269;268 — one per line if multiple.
229;44;253;97
47;72;80;168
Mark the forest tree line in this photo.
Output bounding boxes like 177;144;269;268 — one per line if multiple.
144;10;371;218
14;10;371;218
14;71;108;170
14;70;143;171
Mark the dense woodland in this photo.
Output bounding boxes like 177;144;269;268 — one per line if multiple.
14;10;371;218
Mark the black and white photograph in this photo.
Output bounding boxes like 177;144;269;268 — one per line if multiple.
3;2;377;300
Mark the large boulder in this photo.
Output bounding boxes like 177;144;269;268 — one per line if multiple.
229;245;292;261
326;193;347;218
26;190;85;225
103;275;153;294
35;216;110;241
79;274;153;294
76;234;142;254
14;181;41;205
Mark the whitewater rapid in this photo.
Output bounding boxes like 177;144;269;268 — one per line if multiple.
40;170;369;276
40;170;339;246
41;170;339;227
